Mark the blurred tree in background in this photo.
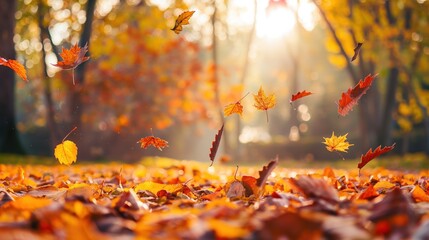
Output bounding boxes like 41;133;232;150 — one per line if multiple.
2;0;428;161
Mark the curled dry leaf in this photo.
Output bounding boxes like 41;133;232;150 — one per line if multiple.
171;10;195;34
289;175;339;203
257;157;278;188
209;124;224;166
0;57;27;81
322;132;354;153
351;42;363;62
253;86;276;122
358;143;396;171
290;90;313;103
338;73;377;116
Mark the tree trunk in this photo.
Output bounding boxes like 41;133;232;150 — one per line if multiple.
377;66;399;146
234;0;257;159
70;0;96;129
313;0;374;151
211;1;229;156
0;0;25;154
38;1;60;147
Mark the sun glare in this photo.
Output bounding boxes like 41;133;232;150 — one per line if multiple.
257;6;296;40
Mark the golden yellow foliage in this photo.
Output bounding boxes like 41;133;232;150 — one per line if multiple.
322;132;354;153
54;140;78;166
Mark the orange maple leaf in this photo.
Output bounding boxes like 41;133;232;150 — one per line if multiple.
253;86;276;122
52;43;90;85
171;10;195;34
224;93;249;117
138;133;168;151
338;73;377;116
290;90;313;103
0;57;27;81
358;143;396;171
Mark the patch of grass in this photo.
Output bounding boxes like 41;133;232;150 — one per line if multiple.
0;154;55;165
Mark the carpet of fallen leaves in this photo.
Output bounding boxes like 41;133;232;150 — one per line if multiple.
1;159;429;240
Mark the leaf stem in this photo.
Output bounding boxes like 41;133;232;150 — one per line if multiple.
238;92;250;102
234;165;239;180
265;110;269;123
72;69;75;85
62;127;77;142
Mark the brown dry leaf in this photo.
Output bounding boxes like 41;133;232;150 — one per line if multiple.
171;10;195;34
0;57;27;81
225;180;245;199
257;211;323;239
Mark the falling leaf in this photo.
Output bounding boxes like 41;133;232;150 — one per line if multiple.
224;102;244;117
209;124;224;166
290;90;313;103
171;10;195;34
52;43;90;85
0;57;27;81
253;86;276;122
54;127;78;166
224;92;249;117
322;132;354;153
138;132;168;151
338;73;377;116
350;42;363;62
358;143;396;171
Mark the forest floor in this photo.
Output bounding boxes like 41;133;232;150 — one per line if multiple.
1;154;429;239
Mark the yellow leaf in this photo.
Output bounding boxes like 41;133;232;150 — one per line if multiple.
322;132;354;153
54;140;78;165
207;219;249;238
171;10;195;34
224;102;244;117
3;196;52;211
134;181;183;195
412;185;429;202
373;181;396;190
253;86;276;122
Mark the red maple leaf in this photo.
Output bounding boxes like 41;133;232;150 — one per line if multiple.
358;143;396;170
338;73;377;116
290;90;313;103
